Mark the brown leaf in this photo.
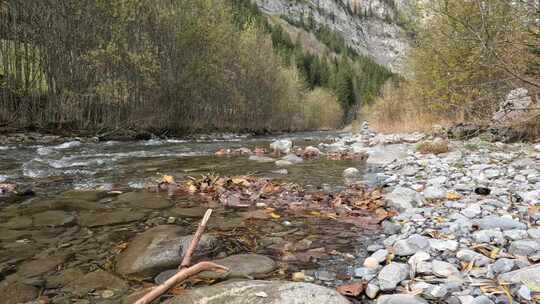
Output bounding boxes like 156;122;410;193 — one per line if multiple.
336;282;365;297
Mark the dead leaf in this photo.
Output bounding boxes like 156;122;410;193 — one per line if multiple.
336;282;365;297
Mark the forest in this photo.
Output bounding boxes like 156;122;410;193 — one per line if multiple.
0;0;390;135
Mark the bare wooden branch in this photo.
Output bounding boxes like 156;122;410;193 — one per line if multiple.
134;261;229;304
180;208;212;269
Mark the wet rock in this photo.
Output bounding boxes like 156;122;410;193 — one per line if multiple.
116;225;218;279
0;216;33;229
343;167;360;178
67;269;128;296
61;190;107;201
248;155;275;163
197;254;276;280
78;209;146;227
376;294;428;304
275;160;293;167
0;275;39;304
46;268;85;288
508;239;540;256
165;280;350;304
168;206;207;218
32;210;75;227
432;260;459;277
116;192;172;209
270;139;293;154
281;154;303;164
385;187;425;212
377;262;409;291
474;216;526;230
18;255;67;278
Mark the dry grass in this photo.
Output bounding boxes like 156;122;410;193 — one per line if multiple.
509;111;540;140
360;82;457;134
417;140;450;154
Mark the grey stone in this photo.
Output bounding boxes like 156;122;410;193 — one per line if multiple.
394;234;430;256
528;228;540;239
473;229;505;244
508;239;540;256
382;220;401;234
432;260;459;277
275;160;293;167
456;249;492;267
517;285;532;300
503;229;528;241
488;258;514;276
198;254;276;279
470;295;494;304
499;263;540;286
353;267;377;281
474;216;526;230
461;204;482;218
270;139;293;154
248;155;275;163
366;281;380;299
116;225;218;279
423;186;446;200
429;239;458;252
378;262;409;291
168;206;207;218
18;255;67;278
165;280;350;304
385;187;425;212
376;294;428;304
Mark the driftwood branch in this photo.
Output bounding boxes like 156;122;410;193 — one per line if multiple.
180;209;212;269
134;261;228;304
134;208;228;304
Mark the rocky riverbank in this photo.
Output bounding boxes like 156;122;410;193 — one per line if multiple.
1;126;539;304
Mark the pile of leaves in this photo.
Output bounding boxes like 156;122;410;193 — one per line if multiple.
158;174;395;228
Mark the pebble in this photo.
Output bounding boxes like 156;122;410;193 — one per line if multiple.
377;263;409;291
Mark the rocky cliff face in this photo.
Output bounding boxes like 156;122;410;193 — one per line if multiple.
254;0;412;73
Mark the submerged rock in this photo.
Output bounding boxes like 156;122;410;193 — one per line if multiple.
197;254;276;280
116;191;172;209
165;280;349;304
67;269;128;297
78;209;146;227
0;275;39;304
116;225;218;279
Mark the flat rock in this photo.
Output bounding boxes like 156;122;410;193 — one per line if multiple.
46;268;85;288
116;225;218;279
67;269;128;296
61;190;107;201
168;206;207;218
165;280;349;304
474;216;526;230
376;294;428;304
248;155;275;163
18;255;67;278
509;239;540;256
0;275;39;304
198;254;276;279
432;260;459;277
116;192;172;209
0;216;33;229
0;229;31;241
78;209;146;227
499;263;540;286
394;234;430;256
32;210;75;227
378;263;409;291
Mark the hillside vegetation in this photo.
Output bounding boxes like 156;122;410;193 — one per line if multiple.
365;0;539;136
0;0;392;135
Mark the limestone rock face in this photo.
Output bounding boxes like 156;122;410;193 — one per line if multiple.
165;280;350;304
254;0;410;72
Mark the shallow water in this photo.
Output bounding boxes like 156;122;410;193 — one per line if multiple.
0;132;379;301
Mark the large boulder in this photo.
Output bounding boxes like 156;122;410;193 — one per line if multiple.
165;280;350;304
116;225;218;279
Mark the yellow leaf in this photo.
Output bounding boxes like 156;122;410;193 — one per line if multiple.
490;247;500;259
162;175;175;184
270;212;281;219
446;191;461;200
309;211;321;217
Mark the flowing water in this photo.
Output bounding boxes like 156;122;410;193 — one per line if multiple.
0;132;379;301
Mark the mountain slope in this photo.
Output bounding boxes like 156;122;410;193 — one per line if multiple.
254;0;411;73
